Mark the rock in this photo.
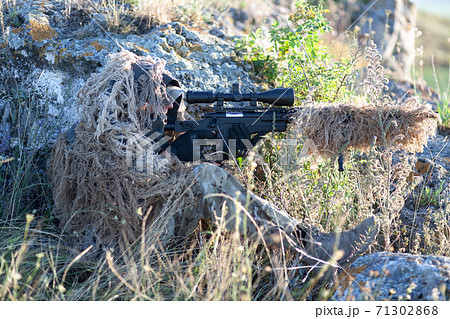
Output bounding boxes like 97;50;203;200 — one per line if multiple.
417;136;450;170
329;0;417;82
413;144;450;210
333;252;450;300
386;79;440;106
0;0;258;153
413;158;449;189
398;156;449;249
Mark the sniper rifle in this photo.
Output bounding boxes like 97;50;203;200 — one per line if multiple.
161;83;296;162
164;83;295;139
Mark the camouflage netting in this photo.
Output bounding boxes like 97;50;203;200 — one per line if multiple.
298;98;439;158
48;51;195;254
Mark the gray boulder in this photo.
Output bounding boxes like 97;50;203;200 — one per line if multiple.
357;0;417;81
333;252;450;300
0;0;257;153
329;0;417;81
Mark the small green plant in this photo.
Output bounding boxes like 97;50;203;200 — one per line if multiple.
436;95;450;127
431;57;450;127
417;182;445;208
236;0;357;102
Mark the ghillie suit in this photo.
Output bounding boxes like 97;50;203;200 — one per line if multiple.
49;51;194;254
299;98;439;159
48;51;382;268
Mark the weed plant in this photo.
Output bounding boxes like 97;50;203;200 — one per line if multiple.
432;60;450;129
236;0;358;102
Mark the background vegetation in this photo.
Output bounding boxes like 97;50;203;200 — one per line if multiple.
416;9;450;94
0;0;449;301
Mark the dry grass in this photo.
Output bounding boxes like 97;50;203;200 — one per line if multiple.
61;0;242;32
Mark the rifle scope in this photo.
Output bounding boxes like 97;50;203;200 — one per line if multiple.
185;83;294;107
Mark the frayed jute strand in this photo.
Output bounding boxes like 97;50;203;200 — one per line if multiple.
297;97;439;158
78;50;170;138
48;51;194;255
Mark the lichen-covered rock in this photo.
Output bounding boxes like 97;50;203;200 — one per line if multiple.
403;156;449;219
0;0;257;153
333;252;450;300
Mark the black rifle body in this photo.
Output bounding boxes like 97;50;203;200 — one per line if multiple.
164;108;293;139
164;84;295;139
